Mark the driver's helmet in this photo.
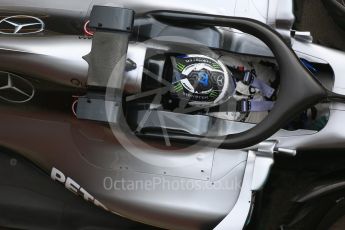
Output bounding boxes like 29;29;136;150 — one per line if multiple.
170;54;235;107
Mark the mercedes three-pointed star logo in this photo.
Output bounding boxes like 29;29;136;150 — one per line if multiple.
216;75;225;87
0;72;35;103
0;15;45;35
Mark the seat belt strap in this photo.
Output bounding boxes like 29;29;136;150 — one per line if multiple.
243;71;275;98
237;99;275;113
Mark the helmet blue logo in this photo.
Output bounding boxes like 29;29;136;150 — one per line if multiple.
198;71;209;87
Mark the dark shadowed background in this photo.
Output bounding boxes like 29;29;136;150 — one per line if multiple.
294;0;345;51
